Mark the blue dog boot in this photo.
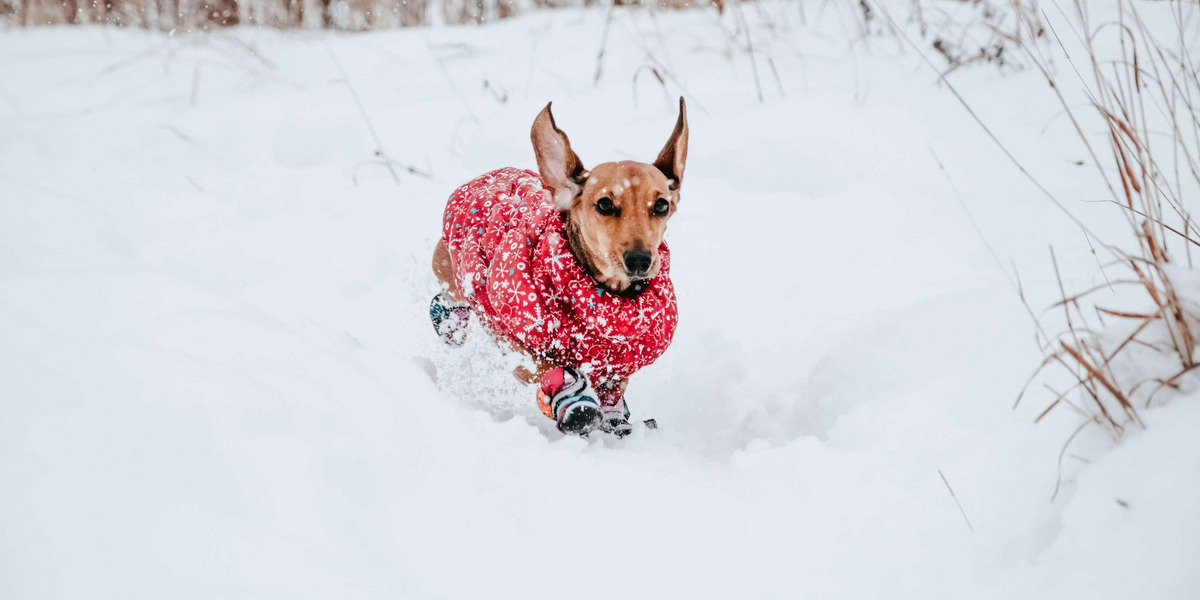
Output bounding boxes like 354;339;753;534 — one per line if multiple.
430;293;471;347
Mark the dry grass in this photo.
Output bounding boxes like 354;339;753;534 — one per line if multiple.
0;0;712;29
917;0;1045;73
1;0;519;29
1006;0;1200;440
858;0;1199;445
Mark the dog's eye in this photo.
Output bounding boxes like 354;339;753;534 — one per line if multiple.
653;198;670;216
595;197;617;216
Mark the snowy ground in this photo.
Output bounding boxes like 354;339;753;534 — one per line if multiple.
2;2;1199;598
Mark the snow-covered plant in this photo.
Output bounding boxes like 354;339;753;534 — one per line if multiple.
1015;0;1200;440
921;0;1045;72
851;0;1047;72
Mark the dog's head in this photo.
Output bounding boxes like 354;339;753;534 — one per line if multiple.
531;98;688;297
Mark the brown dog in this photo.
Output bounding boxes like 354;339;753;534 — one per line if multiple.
431;99;687;435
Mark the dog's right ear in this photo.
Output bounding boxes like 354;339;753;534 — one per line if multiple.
531;102;587;210
654;97;688;192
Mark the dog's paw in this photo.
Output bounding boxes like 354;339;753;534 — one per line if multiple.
598;415;633;438
430;293;471;347
538;367;605;436
557;400;603;436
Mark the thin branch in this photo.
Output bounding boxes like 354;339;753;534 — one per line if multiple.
323;38;405;186
938;469;975;533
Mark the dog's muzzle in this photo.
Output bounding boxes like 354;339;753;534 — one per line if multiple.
623;250;653;277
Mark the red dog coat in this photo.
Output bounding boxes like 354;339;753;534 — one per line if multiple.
441;167;678;406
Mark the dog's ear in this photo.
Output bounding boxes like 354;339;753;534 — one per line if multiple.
654;97;689;192
531;102;587;210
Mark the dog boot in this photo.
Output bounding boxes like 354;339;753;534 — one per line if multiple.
597;396;633;438
537;367;603;436
430;293;471;347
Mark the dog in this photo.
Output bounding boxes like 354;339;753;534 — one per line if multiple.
430;98;688;437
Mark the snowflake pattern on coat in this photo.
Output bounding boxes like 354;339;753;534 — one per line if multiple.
442;167;678;407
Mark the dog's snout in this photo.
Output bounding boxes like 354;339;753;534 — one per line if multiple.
623;250;653;276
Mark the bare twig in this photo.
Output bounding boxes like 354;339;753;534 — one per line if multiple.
323;38;418;185
937;469;974;533
1051;420;1093;501
593;0;618;86
733;0;764;103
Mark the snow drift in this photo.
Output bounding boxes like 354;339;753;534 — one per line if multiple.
2;2;1198;598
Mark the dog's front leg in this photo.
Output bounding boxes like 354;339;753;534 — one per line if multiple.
512;350;556;385
506;344;609;435
585;378;633;438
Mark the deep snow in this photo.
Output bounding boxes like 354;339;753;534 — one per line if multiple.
2;2;1199;598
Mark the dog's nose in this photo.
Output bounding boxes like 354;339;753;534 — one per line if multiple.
623;250;653;276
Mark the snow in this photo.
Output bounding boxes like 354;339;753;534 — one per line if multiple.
2;2;1199;598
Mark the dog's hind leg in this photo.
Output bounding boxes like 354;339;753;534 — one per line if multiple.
430;240;470;346
432;242;557;387
432;240;464;302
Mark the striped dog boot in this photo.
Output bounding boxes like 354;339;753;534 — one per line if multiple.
429;293;471;347
536;367;603;436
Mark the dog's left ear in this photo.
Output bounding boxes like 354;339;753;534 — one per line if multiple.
531;102;587;210
654;97;689;192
